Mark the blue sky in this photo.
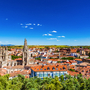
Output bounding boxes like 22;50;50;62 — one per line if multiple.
0;0;90;45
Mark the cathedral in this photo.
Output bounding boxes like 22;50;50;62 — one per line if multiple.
0;39;31;68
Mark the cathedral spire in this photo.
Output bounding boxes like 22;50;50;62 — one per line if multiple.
23;39;29;66
5;46;8;51
0;45;2;54
23;39;28;51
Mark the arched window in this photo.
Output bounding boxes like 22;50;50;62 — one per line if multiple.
14;63;16;66
63;67;66;69
11;63;12;66
52;67;55;70
7;63;9;66
47;67;50;70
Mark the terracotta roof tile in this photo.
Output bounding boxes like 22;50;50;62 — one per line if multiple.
31;65;67;72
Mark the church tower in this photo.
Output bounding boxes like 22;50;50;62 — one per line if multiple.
0;46;8;68
5;46;8;61
0;46;2;61
22;39;29;66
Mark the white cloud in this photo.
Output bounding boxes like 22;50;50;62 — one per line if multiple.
74;40;77;41
26;23;32;25
37;24;40;26
58;36;65;38
52;30;57;33
33;23;36;25
30;27;33;29
48;38;57;40
25;26;28;28
43;34;47;36
20;23;23;25
62;36;65;38
48;34;52;36
43;33;52;36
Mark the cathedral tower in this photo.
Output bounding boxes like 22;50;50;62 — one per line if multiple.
22;39;29;66
5;46;8;61
0;46;8;68
0;46;2;61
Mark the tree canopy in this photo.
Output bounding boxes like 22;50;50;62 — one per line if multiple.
0;74;90;90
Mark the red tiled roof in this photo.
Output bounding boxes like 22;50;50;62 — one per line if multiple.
9;70;31;77
15;58;22;61
74;59;82;61
68;71;79;76
31;65;67;72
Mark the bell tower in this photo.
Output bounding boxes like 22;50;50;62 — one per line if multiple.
22;39;29;66
0;46;2;61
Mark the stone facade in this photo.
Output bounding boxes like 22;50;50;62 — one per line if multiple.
0;46;10;68
22;39;30;66
0;39;32;70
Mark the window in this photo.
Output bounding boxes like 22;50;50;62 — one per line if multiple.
47;67;50;70
44;69;46;70
53;72;56;77
41;69;42;70
39;73;43;78
86;71;88;73
48;72;51;77
44;72;47;77
52;67;55;70
37;74;39;77
37;69;39;70
56;68;58;70
63;67;66;69
48;74;50;77
60;68;62;70
60;72;63;75
63;72;67;76
56;72;59;77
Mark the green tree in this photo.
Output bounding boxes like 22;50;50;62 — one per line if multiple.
60;75;64;82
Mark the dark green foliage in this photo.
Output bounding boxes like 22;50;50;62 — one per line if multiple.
50;57;53;59
61;57;74;60
0;74;90;90
69;69;75;72
35;57;41;60
57;61;61;63
45;46;49;49
11;55;22;60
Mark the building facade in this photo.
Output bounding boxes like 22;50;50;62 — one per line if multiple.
30;65;68;78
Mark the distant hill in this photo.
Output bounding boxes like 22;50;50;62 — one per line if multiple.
0;44;14;46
